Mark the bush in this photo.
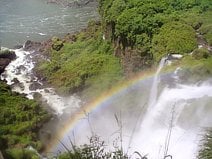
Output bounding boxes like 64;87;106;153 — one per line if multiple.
0;81;49;150
152;21;197;61
192;48;210;60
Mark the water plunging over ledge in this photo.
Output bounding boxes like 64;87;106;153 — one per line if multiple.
1;48;212;159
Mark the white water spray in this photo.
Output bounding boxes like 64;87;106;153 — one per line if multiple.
1;48;81;115
131;59;212;159
148;57;167;109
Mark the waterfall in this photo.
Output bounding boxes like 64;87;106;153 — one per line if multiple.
1;48;81;115
2;48;212;159
148;57;167;109
131;60;212;159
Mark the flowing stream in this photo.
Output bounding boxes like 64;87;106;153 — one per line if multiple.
53;58;212;159
1;48;212;158
1;48;81;115
1;1;212;158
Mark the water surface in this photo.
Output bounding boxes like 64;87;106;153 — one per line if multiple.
0;0;98;48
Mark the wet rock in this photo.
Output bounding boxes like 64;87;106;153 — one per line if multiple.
167;54;183;60
23;40;42;51
11;79;25;91
29;82;42;91
13;45;23;49
44;89;50;93
0;50;16;60
17;65;26;71
33;92;42;100
0;58;10;74
12;78;20;84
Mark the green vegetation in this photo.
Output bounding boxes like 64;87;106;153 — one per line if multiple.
4;148;39;159
56;135;143;159
37;0;212;96
99;0;211;62
0;81;50;157
199;11;212;45
0;49;12;55
152;22;197;61
36;21;123;97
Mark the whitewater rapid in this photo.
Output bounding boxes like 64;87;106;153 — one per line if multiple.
1;48;81;115
132;82;212;159
1;48;212;159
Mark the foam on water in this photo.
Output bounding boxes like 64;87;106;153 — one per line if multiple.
1;48;81;115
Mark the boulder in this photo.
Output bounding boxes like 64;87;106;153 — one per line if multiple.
0;50;16;60
51;37;64;51
0;58;10;74
13;45;23;49
167;54;183;60
23;40;42;51
29;82;42;91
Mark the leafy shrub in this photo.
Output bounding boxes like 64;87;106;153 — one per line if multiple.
192;48;210;59
152;21;197;61
0;81;50;151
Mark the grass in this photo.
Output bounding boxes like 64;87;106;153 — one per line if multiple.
36;21;124;98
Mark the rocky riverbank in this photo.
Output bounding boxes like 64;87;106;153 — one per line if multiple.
46;0;96;7
0;49;16;75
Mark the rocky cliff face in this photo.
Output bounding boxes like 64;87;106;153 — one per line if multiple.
0;50;16;75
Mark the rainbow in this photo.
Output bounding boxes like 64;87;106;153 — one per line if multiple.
45;67;173;153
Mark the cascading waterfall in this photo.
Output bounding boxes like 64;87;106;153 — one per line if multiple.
1;48;81;115
1;47;212;159
148;57;167;109
131;63;212;159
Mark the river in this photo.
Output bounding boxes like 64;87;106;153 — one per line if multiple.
0;0;98;48
1;1;212;159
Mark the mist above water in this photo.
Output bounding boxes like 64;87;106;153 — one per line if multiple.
1;47;212;158
54;59;212;159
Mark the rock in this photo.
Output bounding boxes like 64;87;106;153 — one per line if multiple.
11;79;25;91
23;40;42;51
11;78;20;84
51;37;64;51
29;82;42;91
167;54;183;60
33;92;42;100
0;58;10;74
13;45;23;49
0;50;16;60
44;89;50;93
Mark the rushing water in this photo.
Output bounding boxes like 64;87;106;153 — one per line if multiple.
54;61;212;159
1;1;212;158
1;48;82;115
0;0;98;48
148;57;167;110
1;47;212;158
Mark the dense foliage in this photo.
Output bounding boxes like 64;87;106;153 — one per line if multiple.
36;21;123;97
0;81;49;157
99;0;211;62
4;0;210;158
